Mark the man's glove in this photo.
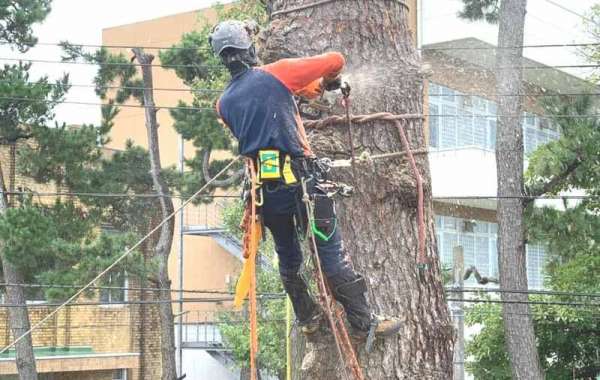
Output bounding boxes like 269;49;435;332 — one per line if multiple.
322;75;342;92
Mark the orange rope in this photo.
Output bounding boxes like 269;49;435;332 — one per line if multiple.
248;159;259;380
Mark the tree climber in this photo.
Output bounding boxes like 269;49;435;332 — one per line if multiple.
210;20;401;341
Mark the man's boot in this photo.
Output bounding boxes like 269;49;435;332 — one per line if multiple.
328;270;402;341
280;272;322;334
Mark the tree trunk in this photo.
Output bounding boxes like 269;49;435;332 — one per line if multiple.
132;48;178;380
0;156;39;380
262;1;454;378
495;1;544;379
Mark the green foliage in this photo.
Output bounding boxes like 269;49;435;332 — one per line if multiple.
458;0;500;23
0;200;139;301
0;0;52;51
0;62;69;142
466;300;600;379
61;43;142;103
218;269;286;378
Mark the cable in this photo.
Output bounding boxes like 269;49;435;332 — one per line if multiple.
0;57;226;71
6;78;600;99
446;297;599;308
4;191;239;199
446;287;600;299
0;41;214;53
7;93;600;119
0;295;285;308
0;283;282;297
542;0;597;26
0;95;215;112
0;78;218;94
5;40;600;52
5;55;600;72
432;195;597;201
421;42;600;51
0;155;241;355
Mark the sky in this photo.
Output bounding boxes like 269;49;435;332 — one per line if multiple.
1;0;597;125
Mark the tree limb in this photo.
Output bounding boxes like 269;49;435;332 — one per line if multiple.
525;154;582;207
202;149;244;187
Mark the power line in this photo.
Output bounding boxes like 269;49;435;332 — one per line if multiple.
0;40;214;53
0;295;286;308
542;0;597;26
3;56;600;73
5;191;596;201
421;42;600;51
446;297;600;308
433;195;596;201
5;78;600;99
446;287;600;299
7;93;600;119
5;191;239;199
0;57;226;71
5;39;600;52
0;283;273;296
0;95;215;112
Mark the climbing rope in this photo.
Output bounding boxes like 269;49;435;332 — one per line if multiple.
301;179;365;380
233;159;263;380
306;105;428;270
0;156;243;355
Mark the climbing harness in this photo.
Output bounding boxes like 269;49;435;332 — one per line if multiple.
301;178;366;380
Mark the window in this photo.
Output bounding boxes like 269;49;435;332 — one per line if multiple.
429;104;439;148
435;216;547;288
428;83;559;153
113;369;127;380
100;272;128;305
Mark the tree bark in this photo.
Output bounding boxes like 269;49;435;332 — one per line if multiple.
0;155;39;380
262;1;454;378
132;48;178;380
495;1;544;379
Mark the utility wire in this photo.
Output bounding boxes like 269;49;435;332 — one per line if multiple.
432;195;597;201
0;283;277;296
3;56;600;72
0;57;226;71
0;156;242;355
542;0;597;26
446;287;600;299
4;40;600;52
4;191;239;199
5;94;600;119
446;298;599;308
0;296;285;308
4;78;600;99
4;191;597;201
0;95;215;112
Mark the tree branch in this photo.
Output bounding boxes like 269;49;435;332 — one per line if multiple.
525;154;582;207
202;149;244;187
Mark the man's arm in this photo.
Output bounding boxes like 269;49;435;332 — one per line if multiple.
260;52;345;98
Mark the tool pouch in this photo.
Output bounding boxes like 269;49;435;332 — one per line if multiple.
258;149;298;185
311;188;337;241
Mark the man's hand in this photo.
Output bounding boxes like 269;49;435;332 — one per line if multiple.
322;75;342;92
